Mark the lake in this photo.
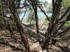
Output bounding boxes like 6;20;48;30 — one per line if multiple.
19;12;52;19
6;12;52;19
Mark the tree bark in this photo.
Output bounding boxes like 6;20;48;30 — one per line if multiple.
7;0;30;51
42;0;62;52
34;7;39;34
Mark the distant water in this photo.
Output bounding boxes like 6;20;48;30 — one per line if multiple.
6;12;52;19
19;12;52;19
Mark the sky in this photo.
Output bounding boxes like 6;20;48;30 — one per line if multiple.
20;0;52;7
19;0;52;19
39;0;52;3
21;0;52;4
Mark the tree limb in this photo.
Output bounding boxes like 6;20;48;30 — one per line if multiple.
38;6;50;21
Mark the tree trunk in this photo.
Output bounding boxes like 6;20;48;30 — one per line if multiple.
42;0;62;52
34;7;39;34
8;0;30;51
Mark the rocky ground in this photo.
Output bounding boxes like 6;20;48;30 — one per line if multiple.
0;24;70;52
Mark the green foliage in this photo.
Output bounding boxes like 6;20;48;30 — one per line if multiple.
63;0;70;7
0;8;1;11
65;21;70;26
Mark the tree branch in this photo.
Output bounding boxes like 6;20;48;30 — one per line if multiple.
21;7;27;22
58;7;70;21
7;0;30;51
38;6;50;21
58;27;70;35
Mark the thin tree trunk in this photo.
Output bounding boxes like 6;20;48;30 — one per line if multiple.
7;0;30;51
34;7;39;34
29;0;39;34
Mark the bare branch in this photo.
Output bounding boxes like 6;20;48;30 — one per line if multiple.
58;13;70;23
58;7;70;21
54;22;65;34
58;27;70;35
21;8;27;22
38;6;50;21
